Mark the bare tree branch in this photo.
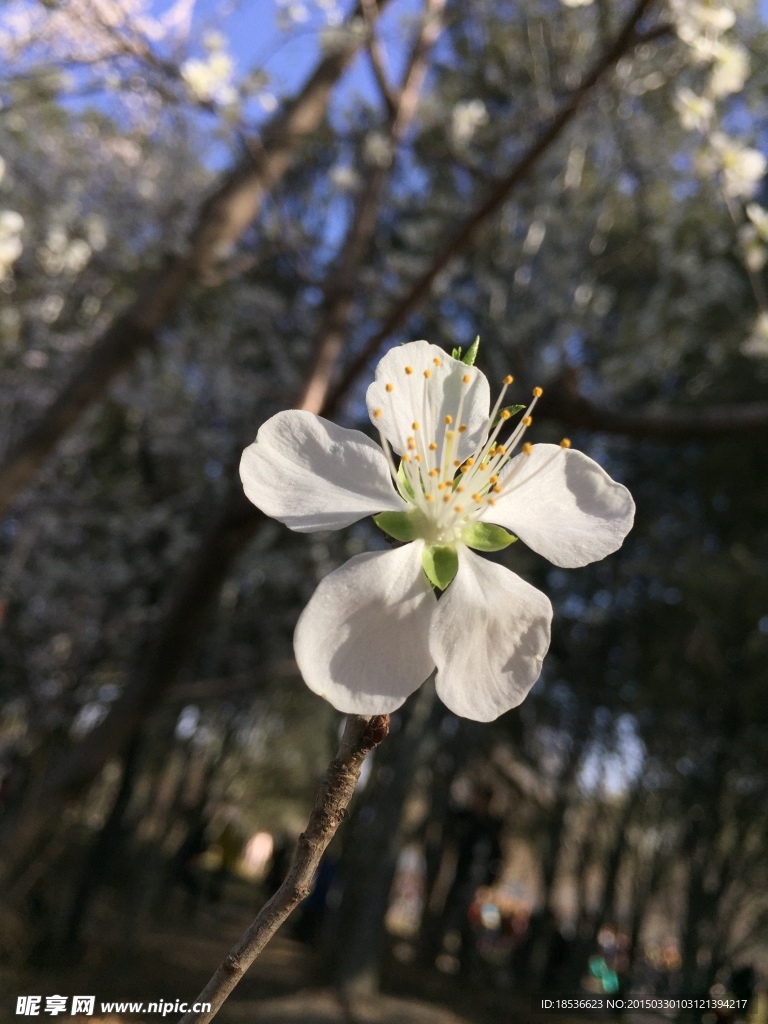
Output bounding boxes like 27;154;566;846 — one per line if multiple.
179;713;390;1024
0;0;391;518
325;0;660;412
539;374;768;439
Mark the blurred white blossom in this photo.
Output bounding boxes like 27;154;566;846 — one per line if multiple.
181;50;236;105
707;133;766;198
450;100;488;146
560;0;594;7
674;89;714;132
746;203;768;240
330;165;360;191
0;209;24;280
363;132;393;168
709;41;749;97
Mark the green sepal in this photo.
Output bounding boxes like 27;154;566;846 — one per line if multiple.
492;404;525;427
462;336;480;366
451;346;463;360
373;511;420;543
422;544;459;590
461;522;518;552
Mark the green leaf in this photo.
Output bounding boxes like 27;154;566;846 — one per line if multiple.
451;346;463;360
396;460;415;501
373;511;420;543
462;336;480;366
492;403;525;427
422;544;459;590
461;523;517;552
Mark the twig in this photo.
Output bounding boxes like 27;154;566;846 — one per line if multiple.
178;713;391;1024
297;0;444;414
360;0;399;115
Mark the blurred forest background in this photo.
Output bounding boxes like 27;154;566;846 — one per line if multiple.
1;0;768;1021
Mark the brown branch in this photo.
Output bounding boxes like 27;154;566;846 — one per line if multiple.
538;377;768;440
299;0;445;413
325;0;659;412
179;713;390;1024
0;0;391;518
360;0;399;115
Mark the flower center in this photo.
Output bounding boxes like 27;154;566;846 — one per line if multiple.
372;361;569;547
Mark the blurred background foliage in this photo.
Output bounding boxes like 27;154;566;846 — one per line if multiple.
1;0;768;1019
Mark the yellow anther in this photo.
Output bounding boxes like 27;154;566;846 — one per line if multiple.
500;409;512;420
429;468;439;478
424;369;431;379
443;495;451;503
402;454;411;463
425;493;434;502
437;482;447;491
522;416;533;427
465;458;475;466
429;442;438;451
453;460;461;467
462;374;471;384
444;415;453;424
533;386;543;397
405;366;414;375
522;442;533;456
407;437;417;450
415;454;423;462
496;445;506;455
458;424;467;433
480;462;489;471
386;383;394;393
373;408;382;418
454;505;463;513
503;374;514;385
433;357;442;366
493;485;502;494
472;493;481;502
560;437;572;449
456;486;465;493
412;421;419;431
487;497;496;506
489;474;499;484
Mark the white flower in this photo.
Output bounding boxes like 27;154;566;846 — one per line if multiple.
0;209;24;280
181;51;236;105
746;203;768;241
708;133;767;198
674;88;714;132
560;0;594;7
708;41;749;98
450;100;489;146
240;340;635;722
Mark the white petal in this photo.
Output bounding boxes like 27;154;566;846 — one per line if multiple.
481;444;635;568
294;543;437;714
366;340;490;464
240;410;407;533
430;547;552;722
